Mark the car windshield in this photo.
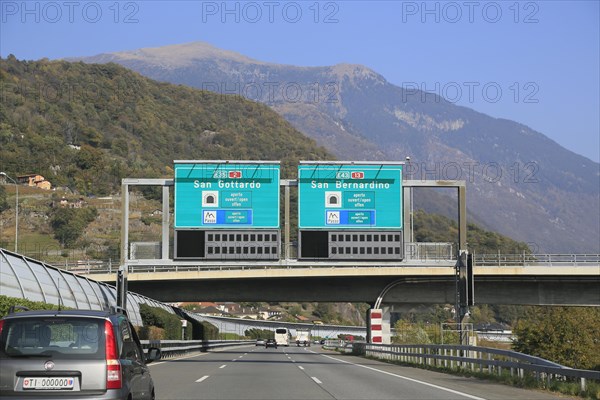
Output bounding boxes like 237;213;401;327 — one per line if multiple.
0;317;105;360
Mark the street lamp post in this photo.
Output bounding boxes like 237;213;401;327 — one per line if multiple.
0;172;18;252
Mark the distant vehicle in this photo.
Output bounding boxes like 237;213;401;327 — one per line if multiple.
265;339;277;348
0;306;161;399
295;329;311;347
274;328;291;346
255;338;266;346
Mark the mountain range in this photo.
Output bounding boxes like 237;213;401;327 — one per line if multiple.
74;42;600;253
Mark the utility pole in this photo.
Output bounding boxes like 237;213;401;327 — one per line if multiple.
0;172;18;252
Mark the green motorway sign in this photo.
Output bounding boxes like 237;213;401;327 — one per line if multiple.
174;161;280;228
298;162;403;229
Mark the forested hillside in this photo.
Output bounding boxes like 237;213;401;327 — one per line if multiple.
413;210;530;254
0;56;329;194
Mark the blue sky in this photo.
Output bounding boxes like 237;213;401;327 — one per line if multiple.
1;1;599;162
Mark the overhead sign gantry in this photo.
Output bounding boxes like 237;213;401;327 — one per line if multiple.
174;160;280;260
297;161;404;260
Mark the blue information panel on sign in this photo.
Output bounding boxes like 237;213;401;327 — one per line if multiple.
298;162;403;229
174;161;280;228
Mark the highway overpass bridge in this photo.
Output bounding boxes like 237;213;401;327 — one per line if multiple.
97;175;597;306
78;254;600;306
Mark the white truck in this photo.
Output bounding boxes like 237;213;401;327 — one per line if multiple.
295;329;311;347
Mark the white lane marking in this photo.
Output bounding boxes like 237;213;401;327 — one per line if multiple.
219;365;227;369
311;377;322;384
149;352;208;366
320;354;486;400
195;375;209;383
298;366;305;370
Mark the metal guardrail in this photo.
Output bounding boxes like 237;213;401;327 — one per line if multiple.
140;339;253;358
331;342;600;391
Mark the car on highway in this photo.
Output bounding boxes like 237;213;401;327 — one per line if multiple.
255;338;266;346
265;338;277;348
0;306;161;399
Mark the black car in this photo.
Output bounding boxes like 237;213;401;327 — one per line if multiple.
0;306;161;399
265;338;277;348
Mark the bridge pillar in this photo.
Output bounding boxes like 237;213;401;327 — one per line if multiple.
382;306;392;344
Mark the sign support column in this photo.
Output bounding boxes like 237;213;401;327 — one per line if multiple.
162;185;170;259
403;185;412;254
457;184;469;344
284;182;290;260
118;181;129;310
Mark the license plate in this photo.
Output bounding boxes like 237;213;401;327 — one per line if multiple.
23;377;75;390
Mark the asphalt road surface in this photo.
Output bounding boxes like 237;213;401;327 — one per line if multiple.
149;345;575;400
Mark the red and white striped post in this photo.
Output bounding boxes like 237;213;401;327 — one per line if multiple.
369;309;383;343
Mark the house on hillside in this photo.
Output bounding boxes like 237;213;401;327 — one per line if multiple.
230;307;259;320
221;302;243;314
59;197;86;208
17;174;51;190
258;308;283;320
197;306;224;316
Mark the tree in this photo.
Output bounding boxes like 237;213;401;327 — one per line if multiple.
469;305;495;325
393;319;432;344
0;186;9;214
49;207;98;247
512;307;600;370
314;303;334;321
138;304;182;340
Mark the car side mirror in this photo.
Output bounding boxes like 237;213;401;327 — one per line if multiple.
145;347;161;364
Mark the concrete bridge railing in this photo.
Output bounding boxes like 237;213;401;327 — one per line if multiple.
475;253;600;266
62;253;600;275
